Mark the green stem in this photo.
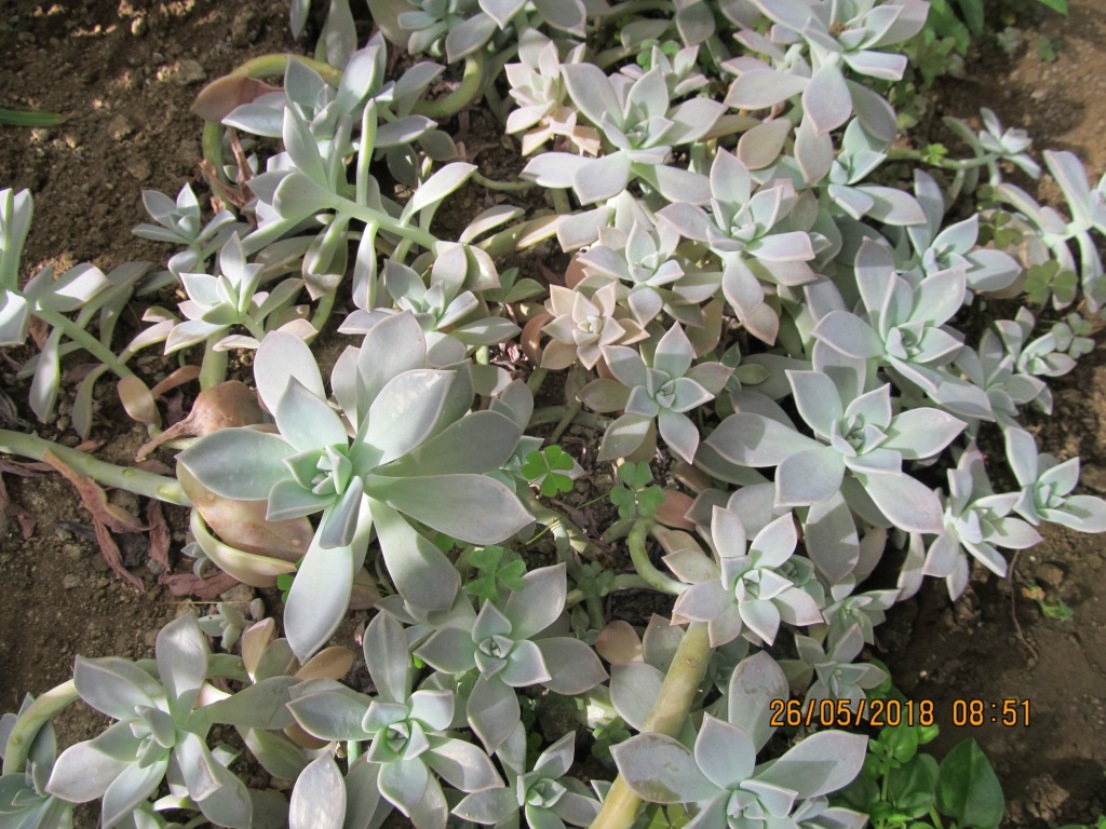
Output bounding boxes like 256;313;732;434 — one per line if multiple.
199;337;229;391
472;170;535;192
590;622;711;829
2;680;78;774
586;595;605;631
237;53;340;82
565;574;649;608
335;194;440;251
412;51;487;120
32;308;133;379
202;119;226;183
347;739;363;764
0;429;189;505
310;287;337;334
527;368;548;396
886;148;995;171
628;520;687;596
551;188;572;215
547;399;582;445
530;406;610;431
928;808;946;829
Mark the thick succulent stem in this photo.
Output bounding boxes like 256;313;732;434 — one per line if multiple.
627;519;687;596
1;680;78;774
547;398;582;445
199;335;229;390
0;429;189;505
471;171;535;192
565;574;649;608
412;51;487;120
335;196;441;252
589;622;711;829
529;406;610;431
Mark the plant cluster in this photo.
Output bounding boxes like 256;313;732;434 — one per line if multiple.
1;0;1103;828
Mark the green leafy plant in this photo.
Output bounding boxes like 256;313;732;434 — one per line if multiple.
836;686;1004;829
522;444;577;497
462;544;528;601
1023;582;1075;620
608;462;665;520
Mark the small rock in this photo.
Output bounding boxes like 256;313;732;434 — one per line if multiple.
91;556;110;573
147;559;164;575
130;16;147;37
62;574;81;589
174;58;206;85
175;137;200;168
220;584;254;605
1079;464;1106;492
156;59;206;86
107;114;134;141
230;9;262;46
1036;562;1065;588
64;544;81;560
126;157;152;181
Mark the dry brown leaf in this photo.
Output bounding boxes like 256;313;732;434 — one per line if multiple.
94;521;146;591
41;450;146;534
146;500;171;570
161;569;239;599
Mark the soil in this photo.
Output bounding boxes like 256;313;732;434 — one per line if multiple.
0;2;1104;828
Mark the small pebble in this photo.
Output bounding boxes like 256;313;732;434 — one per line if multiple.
62;574;81;589
126;157;152;181
107;114;134;141
1079;464;1106;492
220;584;255;605
1036;562;1064;588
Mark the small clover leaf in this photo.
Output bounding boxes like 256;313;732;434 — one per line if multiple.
922;143;949;166
523;445;576;497
637;486;665;518
575;561;616;600
610;485;638;519
590;717;632;766
464;545;528;602
617;461;653;490
275;556;304;604
610;463;666;519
